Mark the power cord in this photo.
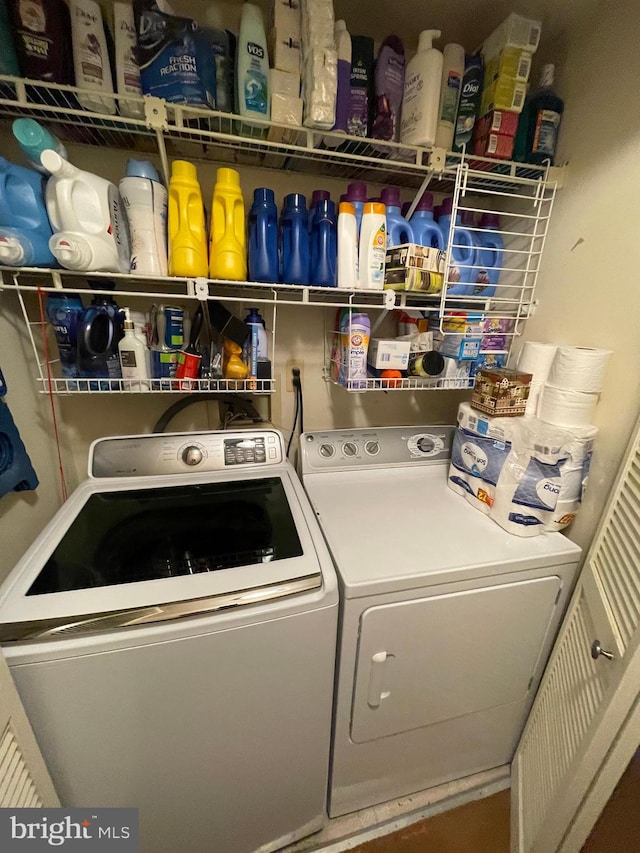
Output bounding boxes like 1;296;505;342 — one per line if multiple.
286;368;303;458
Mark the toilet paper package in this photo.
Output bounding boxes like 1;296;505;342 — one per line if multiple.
548;346;612;392
548;498;580;532
448;427;512;514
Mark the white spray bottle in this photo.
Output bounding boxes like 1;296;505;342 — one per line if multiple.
42;150;130;273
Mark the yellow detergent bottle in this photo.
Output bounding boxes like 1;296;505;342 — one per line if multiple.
209;167;247;281
168;160;208;277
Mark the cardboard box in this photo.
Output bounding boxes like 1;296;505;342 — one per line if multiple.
270;0;301;37
433;332;482;361
430;312;484;336
269;68;300;97
474;131;515;160
481;13;542;61
485;47;533;84
481;76;527;115
474;109;520;138
367;339;411;370
384;243;445;293
470;351;508;378
270;30;301;74
471;367;532;416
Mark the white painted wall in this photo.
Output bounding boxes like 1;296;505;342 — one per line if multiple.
0;0;636;578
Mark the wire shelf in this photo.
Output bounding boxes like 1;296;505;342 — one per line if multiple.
324;372;473;392
38;378;275;395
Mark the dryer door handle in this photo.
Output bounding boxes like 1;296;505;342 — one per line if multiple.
367;651;392;708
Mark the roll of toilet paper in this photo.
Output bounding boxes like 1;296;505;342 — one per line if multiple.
539;384;599;428
491;449;562;537
517;341;557;381
548;498;580;532
548;346;612;392
558;463;584;502
524;381;544;418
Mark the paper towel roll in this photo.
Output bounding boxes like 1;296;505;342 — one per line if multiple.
539;384;599;428
548;346;612;392
517;341;557;381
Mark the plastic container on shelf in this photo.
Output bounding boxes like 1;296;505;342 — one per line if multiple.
329;20;352;138
280;192;310;285
167;160;208;278
12;119;67;173
43;150;130;274
69;0;117;115
76;294;124;389
0;157;56;267
380;187;413;247
371;35;406;144
400;29;442;148
474;212;504;297
525;64;564;165
248;188;279;283
337;201;358;289
435;43;465;150
209;167;247;281
339;310;370;388
119;159;168;276
410;191;446;250
45;292;84;379
113;0;145;119
358;202;386;289
8;0;74;84
310;198;337;288
118;307;150;389
237;2;270;128
438;196;477;295
345;182;368;236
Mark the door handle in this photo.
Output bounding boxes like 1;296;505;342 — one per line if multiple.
367;651;392;708
591;640;615;661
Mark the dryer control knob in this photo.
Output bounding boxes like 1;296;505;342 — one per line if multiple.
319;443;335;458
182;446;203;466
342;442;358;457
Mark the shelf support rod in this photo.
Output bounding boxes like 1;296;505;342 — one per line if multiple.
406;170;434;220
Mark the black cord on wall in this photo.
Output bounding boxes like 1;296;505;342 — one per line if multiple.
286;368;303;457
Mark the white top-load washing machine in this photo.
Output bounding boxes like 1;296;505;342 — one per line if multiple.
300;424;582;818
0;429;338;853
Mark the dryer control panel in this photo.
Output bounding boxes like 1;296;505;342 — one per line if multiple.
90;430;284;478
300;425;455;473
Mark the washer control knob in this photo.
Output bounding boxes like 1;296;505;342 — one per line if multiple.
319;443;335;458
342;442;358;457
182;445;203;466
364;440;380;456
417;436;436;454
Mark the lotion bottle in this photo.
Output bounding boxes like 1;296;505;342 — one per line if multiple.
113;0;144;119
69;0;117;115
400;29;442;148
118;307;150;389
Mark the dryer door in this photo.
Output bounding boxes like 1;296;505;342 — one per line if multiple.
350;576;561;744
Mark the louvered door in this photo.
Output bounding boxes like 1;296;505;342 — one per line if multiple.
513;414;640;853
0;650;58;808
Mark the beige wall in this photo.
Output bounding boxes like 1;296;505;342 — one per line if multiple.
1;0;637;577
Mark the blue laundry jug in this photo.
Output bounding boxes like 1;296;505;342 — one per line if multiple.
248;188;279;283
76;294;124;390
0;157;56;267
438;197;477;296
310;199;337;287
280;193;310;285
380;186;413;248
474;212;504;298
410;191;446;250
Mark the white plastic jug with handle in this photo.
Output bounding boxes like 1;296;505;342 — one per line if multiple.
42;150;130;273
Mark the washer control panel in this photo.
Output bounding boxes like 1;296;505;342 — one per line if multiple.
300;425;455;473
90;430;284;478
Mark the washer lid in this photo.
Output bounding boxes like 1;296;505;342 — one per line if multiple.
303;466;582;598
0;467;323;640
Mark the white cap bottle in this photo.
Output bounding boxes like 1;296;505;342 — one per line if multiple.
337;202;358;289
358;202;387;290
400;30;443;148
118;307;150;390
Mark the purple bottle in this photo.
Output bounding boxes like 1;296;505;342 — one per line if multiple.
310;199;337;287
332;20;351;135
371;35;406;143
346;181;367;235
409;191;445;250
380;186;413;247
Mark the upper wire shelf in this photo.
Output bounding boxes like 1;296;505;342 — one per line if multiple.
0;76;558;193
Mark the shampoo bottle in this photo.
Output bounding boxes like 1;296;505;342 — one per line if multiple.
119;159;168;276
371;35;406;144
209;167;247;281
69;0;117;114
400;30;442;148
42;150;130;273
358;202;386;289
236;2;270;129
167;160;208;278
113;0;144;119
435;43;465;151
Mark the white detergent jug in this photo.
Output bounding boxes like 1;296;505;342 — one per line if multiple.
42;150;130;273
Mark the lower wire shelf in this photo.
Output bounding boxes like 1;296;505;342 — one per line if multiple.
38;378;275;395
323;372;473;392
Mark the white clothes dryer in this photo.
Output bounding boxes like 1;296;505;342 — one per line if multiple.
300;425;582;818
0;429;338;853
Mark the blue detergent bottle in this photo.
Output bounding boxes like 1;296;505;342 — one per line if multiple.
438;196;477;296
308;189;331;233
45;292;84;379
410;191;446;250
0;157;56;267
76;293;124;389
380;186;413;247
310;199;337;287
345;182;367;236
474;212;504;297
248;188;279;283
280;193;310;285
